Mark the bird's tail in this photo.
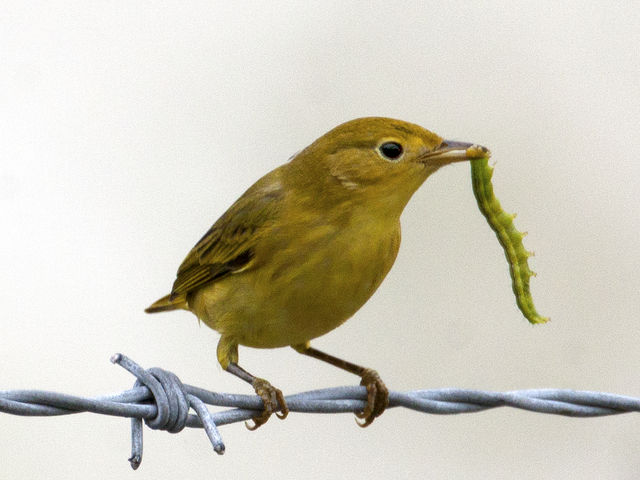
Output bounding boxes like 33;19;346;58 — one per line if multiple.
145;293;188;313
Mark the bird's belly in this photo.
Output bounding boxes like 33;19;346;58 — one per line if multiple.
191;225;400;348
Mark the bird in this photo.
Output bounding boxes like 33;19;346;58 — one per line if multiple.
146;117;489;429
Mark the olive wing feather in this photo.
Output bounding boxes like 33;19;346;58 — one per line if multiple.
170;181;283;299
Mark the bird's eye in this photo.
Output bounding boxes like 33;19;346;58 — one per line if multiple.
378;142;403;161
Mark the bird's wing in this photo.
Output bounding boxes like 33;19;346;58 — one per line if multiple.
170;179;284;298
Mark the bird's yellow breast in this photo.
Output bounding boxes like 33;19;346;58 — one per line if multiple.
190;211;401;349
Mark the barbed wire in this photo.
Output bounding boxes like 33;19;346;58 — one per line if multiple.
2;353;639;470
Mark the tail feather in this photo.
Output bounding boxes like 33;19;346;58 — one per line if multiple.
145;293;188;313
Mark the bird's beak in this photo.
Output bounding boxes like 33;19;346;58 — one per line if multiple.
419;140;490;166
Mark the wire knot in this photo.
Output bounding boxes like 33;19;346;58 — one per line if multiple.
111;353;224;469
134;367;190;433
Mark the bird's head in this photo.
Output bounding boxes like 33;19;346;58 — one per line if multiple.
292;117;490;217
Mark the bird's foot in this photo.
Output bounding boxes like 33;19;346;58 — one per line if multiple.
246;377;289;430
355;368;388;427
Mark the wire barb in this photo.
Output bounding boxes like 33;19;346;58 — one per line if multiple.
111;354;225;468
2;354;640;469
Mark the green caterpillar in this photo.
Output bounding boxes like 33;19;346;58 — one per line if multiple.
469;153;548;324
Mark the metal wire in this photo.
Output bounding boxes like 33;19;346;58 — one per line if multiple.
1;353;639;470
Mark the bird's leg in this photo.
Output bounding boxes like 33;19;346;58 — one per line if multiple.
294;344;388;427
226;362;289;430
219;337;288;430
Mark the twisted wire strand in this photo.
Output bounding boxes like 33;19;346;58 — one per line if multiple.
1;353;639;469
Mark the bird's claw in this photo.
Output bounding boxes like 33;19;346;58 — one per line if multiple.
245;377;289;430
355;368;388;427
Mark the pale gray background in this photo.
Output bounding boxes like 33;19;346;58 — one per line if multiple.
2;1;639;479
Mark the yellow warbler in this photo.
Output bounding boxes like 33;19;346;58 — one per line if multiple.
146;117;489;428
